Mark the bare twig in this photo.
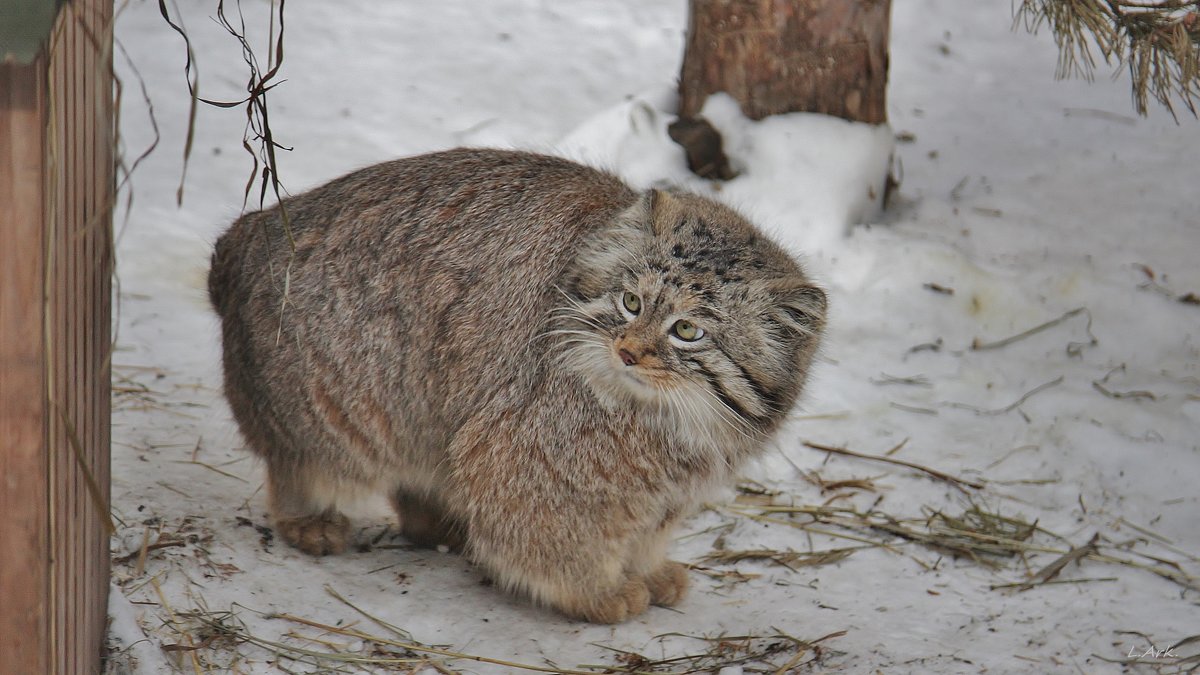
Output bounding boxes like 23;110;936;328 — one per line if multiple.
1010;532;1101;591
324;585;414;642
890;402;940;416
905;338;944;356
971;307;1095;352
1092;380;1158;400
1092;365;1159;401
944;377;1065;416
802;440;985;490
990;576;1117;590
872;372;933;387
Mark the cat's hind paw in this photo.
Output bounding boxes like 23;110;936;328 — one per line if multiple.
645;560;689;607
568;578;651;624
275;512;350;556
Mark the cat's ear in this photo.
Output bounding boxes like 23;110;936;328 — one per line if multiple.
761;277;827;338
610;188;680;240
646;189;685;237
611;190;653;233
569;192;656;291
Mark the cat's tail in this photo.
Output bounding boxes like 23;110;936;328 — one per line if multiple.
207;219;247;319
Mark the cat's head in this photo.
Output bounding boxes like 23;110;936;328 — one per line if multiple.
555;189;826;446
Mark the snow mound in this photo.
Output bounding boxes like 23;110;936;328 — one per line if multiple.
556;91;895;255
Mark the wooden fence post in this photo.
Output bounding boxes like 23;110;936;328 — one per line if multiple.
0;1;114;672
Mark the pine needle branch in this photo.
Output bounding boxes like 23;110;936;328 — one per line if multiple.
1016;0;1200;118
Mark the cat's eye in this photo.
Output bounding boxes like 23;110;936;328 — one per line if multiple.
621;292;642;315
672;320;704;341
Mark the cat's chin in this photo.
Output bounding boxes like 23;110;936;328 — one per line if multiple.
578;365;674;410
615;369;668;402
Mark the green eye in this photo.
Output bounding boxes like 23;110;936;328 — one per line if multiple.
672;320;704;341
622;292;642;315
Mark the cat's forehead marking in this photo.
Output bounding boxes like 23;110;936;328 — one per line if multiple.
654;240;752;288
634;264;729;318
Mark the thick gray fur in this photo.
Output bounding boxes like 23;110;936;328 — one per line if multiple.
208;148;826;623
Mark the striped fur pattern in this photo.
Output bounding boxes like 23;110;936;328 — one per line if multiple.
208;148;825;623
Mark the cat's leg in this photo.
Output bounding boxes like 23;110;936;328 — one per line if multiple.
391;489;467;552
625;514;689;607
452;459;652;621
469;524;652;624
458;478;657;621
560;576;652;625
266;462;352;555
449;410;661;623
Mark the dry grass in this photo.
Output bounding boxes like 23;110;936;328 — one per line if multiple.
698;547;859;571
712;490;1199;593
581;630;846;674
109;481;1197;673
125;586;846;674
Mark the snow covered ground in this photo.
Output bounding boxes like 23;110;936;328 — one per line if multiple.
107;0;1199;672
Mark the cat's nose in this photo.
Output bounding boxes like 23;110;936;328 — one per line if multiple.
618;348;638;366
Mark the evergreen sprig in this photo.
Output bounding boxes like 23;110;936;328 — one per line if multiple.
1017;0;1200;118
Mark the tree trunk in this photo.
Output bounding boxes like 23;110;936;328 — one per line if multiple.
679;0;891;124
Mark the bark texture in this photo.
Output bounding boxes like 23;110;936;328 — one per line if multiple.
678;0;891;124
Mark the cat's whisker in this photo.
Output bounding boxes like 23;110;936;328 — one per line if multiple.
664;386;709;446
552;315;606;333
672;387;738;465
548;306;609;333
692;385;760;444
551;286;608;317
528;328;601;346
556;338;608;372
551;284;581;304
557;340;605;356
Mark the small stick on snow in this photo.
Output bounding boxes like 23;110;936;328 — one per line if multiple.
923;282;955;295
802;440;984;490
905;338;944;355
872;372;933;387
1010;532;1101;592
944;376;1064;417
990;576;1117;591
985;444;1039;470
1092;365;1158;401
1092;380;1157;401
1116;517;1200;564
890;402;939;416
970;307;1095;352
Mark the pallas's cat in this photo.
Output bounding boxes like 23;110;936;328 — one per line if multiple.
208;149;826;623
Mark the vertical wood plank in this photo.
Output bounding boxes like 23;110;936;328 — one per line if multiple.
0;1;113;670
93;0;115;655
81;4;97;670
0;58;51;675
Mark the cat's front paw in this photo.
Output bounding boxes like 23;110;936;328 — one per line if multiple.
275;512;350;555
645;560;689;607
568;578;651;624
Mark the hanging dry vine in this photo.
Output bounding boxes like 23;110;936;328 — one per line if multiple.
156;0;293;232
